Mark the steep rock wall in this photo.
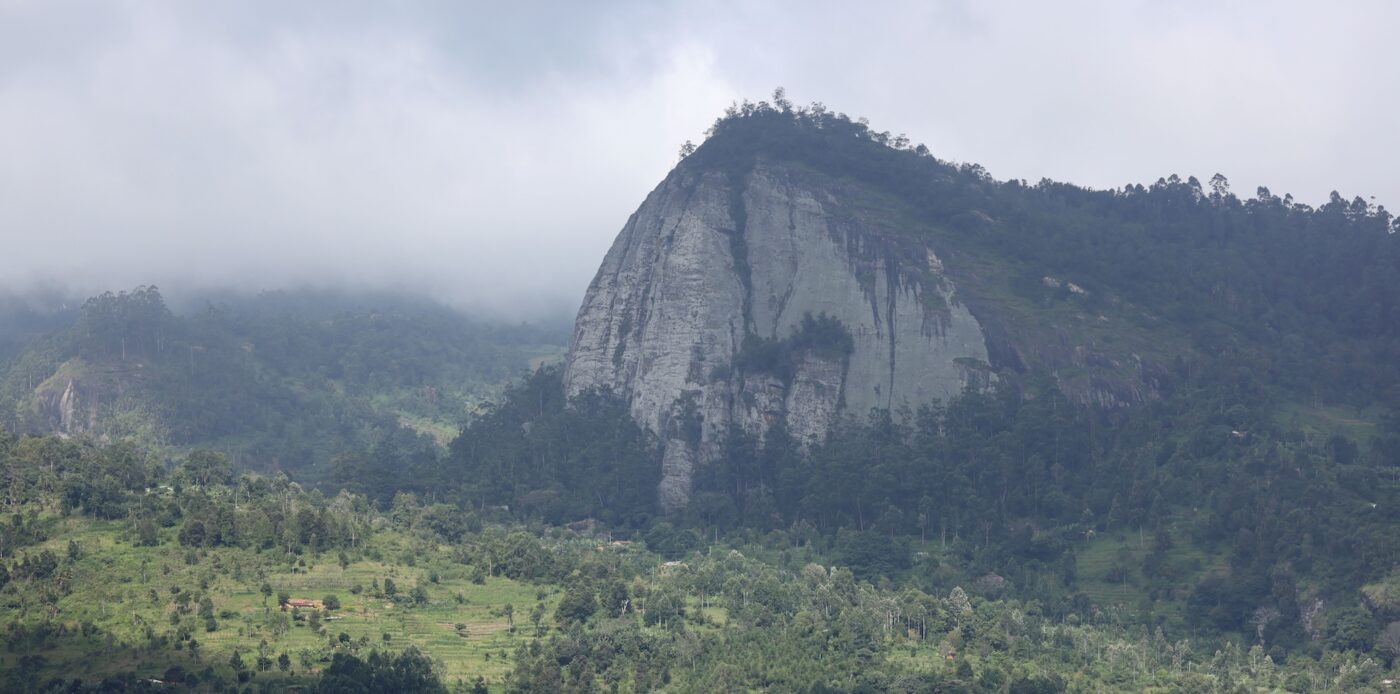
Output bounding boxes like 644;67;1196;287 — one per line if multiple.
564;160;993;510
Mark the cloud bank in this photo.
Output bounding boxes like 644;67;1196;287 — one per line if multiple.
2;1;1396;315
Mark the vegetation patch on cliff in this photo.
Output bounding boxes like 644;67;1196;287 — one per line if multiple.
726;312;854;385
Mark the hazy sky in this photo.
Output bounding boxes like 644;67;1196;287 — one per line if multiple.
2;1;1397;315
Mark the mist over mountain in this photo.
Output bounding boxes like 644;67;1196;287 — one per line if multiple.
4;2;1399;317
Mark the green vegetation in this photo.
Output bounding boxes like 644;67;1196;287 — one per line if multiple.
5;427;1398;691
1;508;548;688
408;362;1399;690
2;364;1398;691
728;312;855;384
0;432;575;689
440;367;663;526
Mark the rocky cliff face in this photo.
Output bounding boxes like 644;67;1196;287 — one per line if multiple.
32;361;104;435
23;357;157;441
564;161;994;509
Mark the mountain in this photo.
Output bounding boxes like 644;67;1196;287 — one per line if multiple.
565;97;1400;510
7;99;1400;690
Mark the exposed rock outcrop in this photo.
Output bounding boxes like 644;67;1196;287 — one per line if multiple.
34;367;102;435
564;161;993;509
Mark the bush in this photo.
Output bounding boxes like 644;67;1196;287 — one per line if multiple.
555;582;597;625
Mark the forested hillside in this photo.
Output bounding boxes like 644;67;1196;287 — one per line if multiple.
0;287;568;481
4;431;1397;692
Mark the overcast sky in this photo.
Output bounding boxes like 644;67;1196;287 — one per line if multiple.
1;1;1396;316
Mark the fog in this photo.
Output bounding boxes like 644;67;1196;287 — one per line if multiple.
2;1;1396;316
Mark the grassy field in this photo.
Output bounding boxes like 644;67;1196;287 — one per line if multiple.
0;514;558;689
1275;401;1381;445
1075;524;1222;630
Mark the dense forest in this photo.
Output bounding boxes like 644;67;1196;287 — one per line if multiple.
405;360;1400;658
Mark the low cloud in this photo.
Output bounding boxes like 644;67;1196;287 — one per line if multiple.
2;1;1395;315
